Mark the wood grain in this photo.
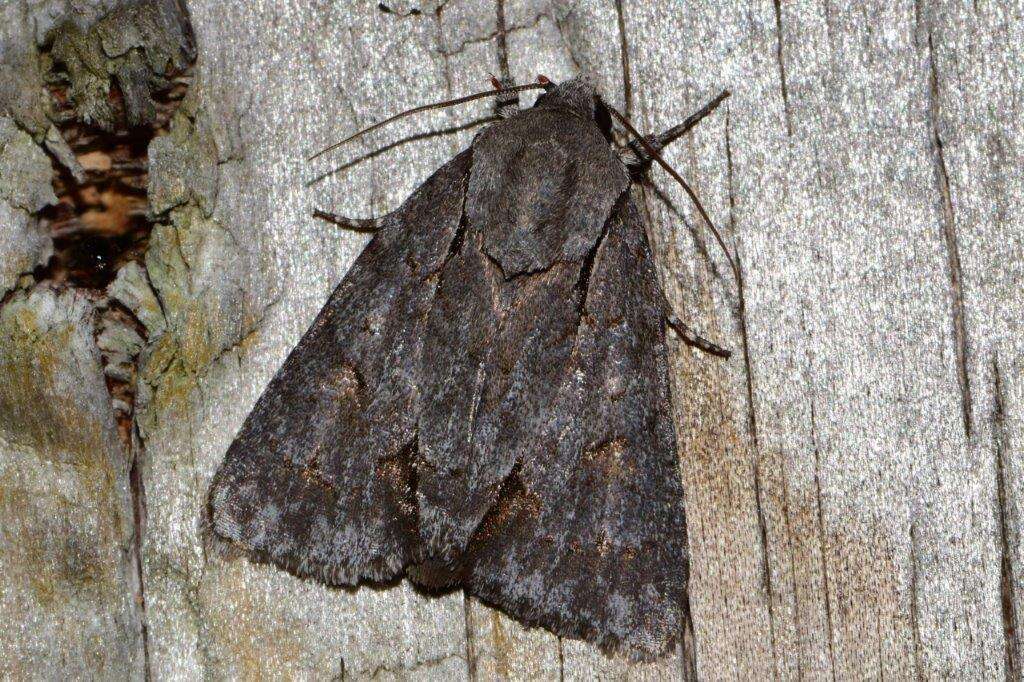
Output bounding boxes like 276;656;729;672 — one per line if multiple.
0;0;1020;678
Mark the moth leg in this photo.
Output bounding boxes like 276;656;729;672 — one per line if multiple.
490;76;521;119
313;208;382;233
654;274;731;358
665;312;731;358
622;90;731;174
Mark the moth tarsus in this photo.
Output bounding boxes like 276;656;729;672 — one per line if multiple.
377;3;421;17
667;314;732;358
312;209;381;233
213;77;731;661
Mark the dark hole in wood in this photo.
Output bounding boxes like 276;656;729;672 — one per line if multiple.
34;66;191;290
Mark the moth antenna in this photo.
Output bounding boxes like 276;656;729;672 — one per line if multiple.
604;100;741;294
307;83;547;162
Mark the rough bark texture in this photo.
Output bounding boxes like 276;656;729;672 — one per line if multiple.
0;0;1020;679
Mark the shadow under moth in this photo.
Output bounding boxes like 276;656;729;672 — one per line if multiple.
208;75;733;661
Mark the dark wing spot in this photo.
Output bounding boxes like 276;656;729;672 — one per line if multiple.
374;436;420;533
465;463;541;556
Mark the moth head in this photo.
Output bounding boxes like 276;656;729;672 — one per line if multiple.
533;75;615;142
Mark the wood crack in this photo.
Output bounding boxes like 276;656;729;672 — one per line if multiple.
129;424;152;681
772;0;793;136
680;594;698;680
778;463;801;679
925;30;972;438
463;591;477;681
810;400;839;680
362;651;463;678
494;0;510;83
725;111;759;445
439;14;547;59
992;358;1021;678
614;0;633;120
751;463;780;670
909;522;925;679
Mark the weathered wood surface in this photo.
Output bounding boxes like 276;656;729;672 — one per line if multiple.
0;0;1021;679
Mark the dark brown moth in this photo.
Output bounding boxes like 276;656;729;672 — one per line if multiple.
208;76;731;660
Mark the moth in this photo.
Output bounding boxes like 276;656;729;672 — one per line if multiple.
208;75;732;660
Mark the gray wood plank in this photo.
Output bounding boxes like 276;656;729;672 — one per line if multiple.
1;0;1020;678
924;2;1024;677
0;287;145;679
